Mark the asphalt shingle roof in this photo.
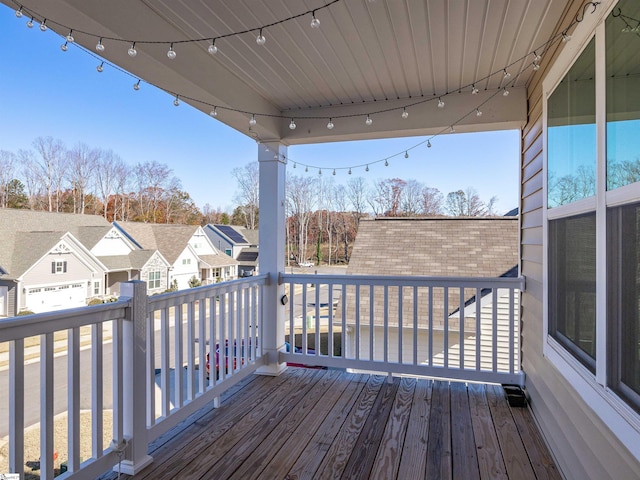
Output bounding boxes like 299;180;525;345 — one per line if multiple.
114;222;198;265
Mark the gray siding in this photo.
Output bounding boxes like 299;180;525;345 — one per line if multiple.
521;1;640;477
0;280;17;317
23;253;93;287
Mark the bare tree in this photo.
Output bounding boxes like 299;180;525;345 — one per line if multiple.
31;137;68;212
420;186;443;215
134;161;180;222
67;143;99;214
286;174;317;264
401;179;424;216
445;187;490;216
231;162;259;229
346;176;368;225
0;150;16;208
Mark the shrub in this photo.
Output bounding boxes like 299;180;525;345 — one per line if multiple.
17;309;34;316
188;276;202;288
87;298;104;306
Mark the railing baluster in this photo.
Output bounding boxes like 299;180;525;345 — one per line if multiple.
475;287;481;371
509;288;515;374
383;285;389;364
328;284;334;358
428;286;433;367
228;291;235;375
68;326;81;472
369;285;374;361
459;287;465;370
302;284;308;355
244;288;250;366
161;308;171;417
9;338;24;475
413;286;418;366
398;286;403;364
92;323;104;458
147;310;156;426
492;288;498;372
443;287;449;369
187;301;196;401
341;283;347;359
41;332;54;479
355;286;360;360
315;281;320;355
220;293;226;381
112;319;124;462
174;305;183;409
199;298;207;394
235;289;242;371
288;280;294;355
251;286;257;362
209;296;216;386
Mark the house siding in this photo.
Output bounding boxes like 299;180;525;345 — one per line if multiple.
0;280;16;317
521;0;640;477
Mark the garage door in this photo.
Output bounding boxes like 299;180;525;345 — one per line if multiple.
26;283;87;314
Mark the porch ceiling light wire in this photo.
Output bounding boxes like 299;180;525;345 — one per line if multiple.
9;0;601;155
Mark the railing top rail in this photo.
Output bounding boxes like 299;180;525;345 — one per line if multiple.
280;272;525;289
0;300;130;342
148;274;268;310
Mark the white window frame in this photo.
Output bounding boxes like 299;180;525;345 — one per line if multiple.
149;270;161;289
542;0;640;460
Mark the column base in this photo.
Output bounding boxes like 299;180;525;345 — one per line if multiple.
113;455;154;475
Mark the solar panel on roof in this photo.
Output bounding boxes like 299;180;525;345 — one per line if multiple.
215;224;247;244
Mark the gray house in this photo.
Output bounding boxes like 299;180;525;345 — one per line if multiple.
204;224;259;277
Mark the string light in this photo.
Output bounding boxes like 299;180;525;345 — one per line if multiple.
476;108;482;116
365;165;369;172
96;38;104;52
66;30;74;42
385;159;389;166
449;126;455;133
438;98;445;108
562;31;571;42
293;162;296;168
15;7;22;18
404;151;409;159
39;19;47;32
318;168;322;175
533;62;540;71
249;114;257;126
534;51;542;62
97;62;104;72
348;168;352;175
365;115;372;126
305;166;308;172
61;41;68;52
256;29;266;45
128;42;137;57
471;85;479;94
208;39;218;54
402;107;408;119
167;43;176;59
503;69;511;80
332;169;336;175
289;118;296;130
210;106;217;117
133;80;141;90
327;118;334;129
26;17;33;28
427;140;432;148
173;95;180;106
502;87;509;96
311;11;320;28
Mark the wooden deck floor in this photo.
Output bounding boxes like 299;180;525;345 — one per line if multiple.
105;367;560;480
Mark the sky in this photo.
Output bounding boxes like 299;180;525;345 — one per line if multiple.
0;5;520;215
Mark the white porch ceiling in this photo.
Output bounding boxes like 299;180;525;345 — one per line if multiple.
4;0;573;144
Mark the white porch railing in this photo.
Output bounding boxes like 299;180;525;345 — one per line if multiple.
280;273;525;386
0;275;267;479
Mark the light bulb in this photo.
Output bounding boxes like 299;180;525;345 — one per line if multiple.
15;7;23;18
96;38;105;52
438;98;445;108
402;108;408;119
311;12;320;28
622;25;631;33
365;115;372;126
210;107;217;117
534;51;541;62
427;140;432;148
471;85;479;95
332;169;336;176
327;119;334;129
562;32;571;42
167;44;176;59
208;40;218;54
27;17;34;28
305;166;308;172
40;19;47;32
61;42;68;52
293;162;296;168
249;114;257;126
365;165;369;172
128;43;137;57
533;63;540;71
289;119;296;130
503;88;509;96
256;29;266;45
503;69;510;80
97;62;104;73
348;168;352;175
67;30;74;42
450;126;455;133
319;169;322;175
476;108;482;116
404;151;409;159
133;80;141;91
385;159;389;166
173;95;180;107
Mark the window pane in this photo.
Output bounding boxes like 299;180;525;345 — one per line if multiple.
547;38;596;208
606;0;640;190
549;213;596;371
608;203;640;408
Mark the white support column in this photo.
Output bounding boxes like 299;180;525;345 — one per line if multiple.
118;281;153;474
257;141;288;376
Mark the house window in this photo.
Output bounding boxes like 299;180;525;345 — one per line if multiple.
225;248;232;256
94;281;100;295
546;0;640;410
149;271;161;289
52;260;67;274
182;258;191;265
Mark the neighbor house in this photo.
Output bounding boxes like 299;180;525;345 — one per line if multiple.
204;224;259;276
115;222;238;289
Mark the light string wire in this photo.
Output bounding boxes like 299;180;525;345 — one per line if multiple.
9;0;602;174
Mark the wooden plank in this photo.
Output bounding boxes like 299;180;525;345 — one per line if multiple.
486;384;536;480
450;382;480;480
426;381;452;480
397;379;432;479
179;368;325;478
285;374;368;480
134;367;313;480
228;369;347;480
510;406;562;480
257;372;360;480
467;383;508;480
340;377;401;479
313;375;385;479
369;377;416;479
